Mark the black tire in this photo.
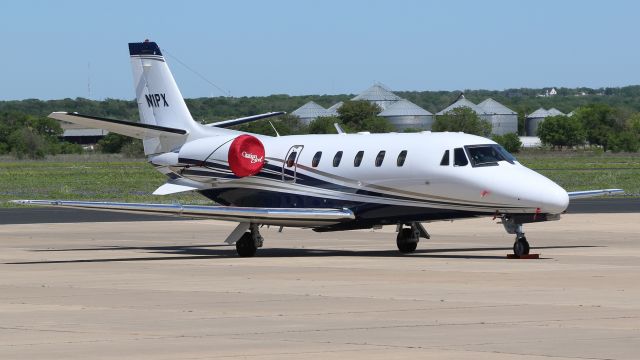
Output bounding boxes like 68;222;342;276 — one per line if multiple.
236;232;257;257
513;237;530;256
397;228;418;254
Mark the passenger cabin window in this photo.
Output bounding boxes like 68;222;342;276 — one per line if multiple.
465;144;516;167
453;148;468;166
440;150;450;166
333;151;343;167
354;151;364;167
397;150;407;167
375;151;386;167
312;151;322;167
286;151;297;167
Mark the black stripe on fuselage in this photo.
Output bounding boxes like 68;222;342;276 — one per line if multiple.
176;157;526;211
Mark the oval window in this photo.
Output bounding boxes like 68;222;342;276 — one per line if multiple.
397;150;407;167
333;151;343;167
375;150;386;167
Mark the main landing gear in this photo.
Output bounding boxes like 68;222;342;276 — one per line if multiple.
396;222;430;254
235;223;264;257
502;216;530;257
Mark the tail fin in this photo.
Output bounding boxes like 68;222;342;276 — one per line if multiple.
129;40;203;154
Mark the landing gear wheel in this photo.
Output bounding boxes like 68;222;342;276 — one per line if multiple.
236;232;257;257
396;228;418;254
513;237;530;257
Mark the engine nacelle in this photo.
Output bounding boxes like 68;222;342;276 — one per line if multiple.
177;134;265;177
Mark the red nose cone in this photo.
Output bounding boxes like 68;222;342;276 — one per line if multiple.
228;134;265;177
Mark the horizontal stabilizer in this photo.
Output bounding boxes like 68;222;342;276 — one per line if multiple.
49;112;187;139
153;183;199;195
152;178;211;195
205;112;285;128
568;189;624;199
11;200;355;227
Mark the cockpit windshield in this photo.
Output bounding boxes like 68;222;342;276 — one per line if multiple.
465;144;516;167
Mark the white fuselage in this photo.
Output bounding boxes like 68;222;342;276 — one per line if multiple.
157;130;569;219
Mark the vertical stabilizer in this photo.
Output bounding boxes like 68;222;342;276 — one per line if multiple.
129;40;202;154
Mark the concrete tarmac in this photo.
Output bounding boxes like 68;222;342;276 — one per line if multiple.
1;214;639;359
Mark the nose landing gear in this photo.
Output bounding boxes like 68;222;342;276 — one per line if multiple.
501;216;531;257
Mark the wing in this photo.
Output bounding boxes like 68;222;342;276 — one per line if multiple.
204;112;285;128
11;200;355;227
49;112;187;139
568;189;624;199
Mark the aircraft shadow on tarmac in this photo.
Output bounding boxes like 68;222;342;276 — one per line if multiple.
6;244;602;264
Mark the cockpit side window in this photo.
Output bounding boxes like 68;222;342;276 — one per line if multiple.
453;148;468;166
440;150;450;166
465;144;516;167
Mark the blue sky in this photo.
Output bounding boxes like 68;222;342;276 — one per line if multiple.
1;0;638;100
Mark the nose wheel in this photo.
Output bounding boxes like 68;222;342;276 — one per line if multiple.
501;216;533;257
513;236;530;257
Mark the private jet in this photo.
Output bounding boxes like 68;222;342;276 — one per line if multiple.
14;40;623;257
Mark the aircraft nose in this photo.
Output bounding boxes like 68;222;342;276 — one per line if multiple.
496;168;569;214
539;182;569;214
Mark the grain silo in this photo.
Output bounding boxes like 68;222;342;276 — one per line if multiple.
525;108;550;136
436;94;488;119
291;101;331;125
352;83;402;111
525;108;566;136
477;98;518;135
378;99;434;131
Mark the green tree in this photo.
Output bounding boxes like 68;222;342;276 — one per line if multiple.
573;104;624;151
121;140;145;158
537;115;585;149
606;113;640;152
432;107;492;137
492;133;522;153
628;113;640;139
0;111;67;158
308;116;344;134
337;101;382;129
361;116;395;133
7;127;46;159
98;133;131;153
607;132;639;152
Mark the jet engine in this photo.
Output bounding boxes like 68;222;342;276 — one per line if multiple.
170;134;265;177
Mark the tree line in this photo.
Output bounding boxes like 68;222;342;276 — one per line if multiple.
0;112;82;158
2;85;640;158
3;85;640;124
537;104;640;152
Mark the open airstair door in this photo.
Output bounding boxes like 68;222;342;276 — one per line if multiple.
282;145;304;183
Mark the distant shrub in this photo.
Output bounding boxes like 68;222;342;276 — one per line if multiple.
121;140;144;158
8;128;46;159
432;107;492;137
608;132;640;152
537;115;585;149
492;133;522;153
98;133;130;153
